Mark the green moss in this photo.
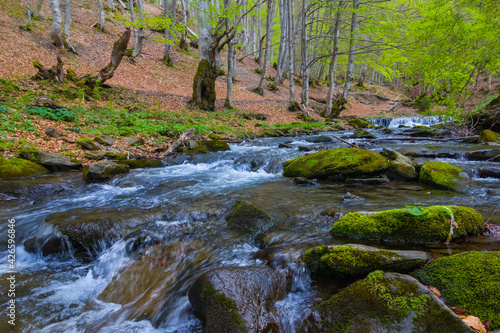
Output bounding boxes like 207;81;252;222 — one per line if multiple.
226;200;272;232
0;158;50;179
105;152;127;160
330;205;484;243
192;59;217;111
201;285;247;333
116;159;162;169
202;140;230;152
413;251;500;330
77;138;100;150
478;129;500;143
189;145;209;154
82;162;129;183
346;117;375;129
420;161;466;191
303;245;424;278
282;148;388;179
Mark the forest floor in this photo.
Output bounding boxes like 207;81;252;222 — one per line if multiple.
0;0;497;160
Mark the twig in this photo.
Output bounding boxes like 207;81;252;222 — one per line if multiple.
159;128;195;158
486;154;500;162
485;209;497;224
331;134;359;148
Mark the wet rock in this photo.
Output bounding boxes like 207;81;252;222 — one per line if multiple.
105;151;127;160
382;128;394;134
226;200;273;233
303;244;428;278
346;117;376;129
125;136;145;146
478;167;500;179
278;143;294;149
200;140;231;152
0;180;66;199
420;161;470;191
83;151;106;160
304;135;333;143
464;149;500;161
82;160;129;183
413;251;500;330
317;271;473;333
293;177;318;185
93;135;114;146
282;148;388;179
298;145;314;152
0;157;50;179
188;266;286;333
188;140;199;149
343;192;364;203
345;174;389;185
479;129;500;143
18;148;82;171
403;148;460;159
45;127;62;138
349;130;376;139
99;241;212;323
116;159;163;169
330;205;484;243
381;148;418;180
77;138;100;150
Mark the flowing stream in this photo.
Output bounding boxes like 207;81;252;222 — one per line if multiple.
1;117;499;332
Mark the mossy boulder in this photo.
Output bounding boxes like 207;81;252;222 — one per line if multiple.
226;200;273;232
282;148;388;179
200;140;231;152
125;136;145;146
93;135;114;146
105;151;127;160
420;161;469;191
77;138;100;150
116;159;163;169
188;266;286;333
189;145;210;154
304;135;333;143
349;130;376;139
381;148;418;180
18;147;82;171
346;117;376;129
83;151;106;160
0;157;50;179
412;251;500;330
82;160;130;183
478;129;500;143
303;244;428;278
330;205;484;243
316;271;473;333
465;148;500;161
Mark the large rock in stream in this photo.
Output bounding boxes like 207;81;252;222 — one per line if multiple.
316;271;474;332
188;266;286;333
330;205;484;243
18;147;82;171
82;160;130;183
381;148;418;180
0;157;50;179
413;251;500;331
226;200;273;233
419;161;470;191
282;148;388;180
303;244;428;278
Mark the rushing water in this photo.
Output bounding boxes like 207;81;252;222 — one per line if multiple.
1;118;499;332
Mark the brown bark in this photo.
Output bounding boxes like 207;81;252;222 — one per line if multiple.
32;54;64;82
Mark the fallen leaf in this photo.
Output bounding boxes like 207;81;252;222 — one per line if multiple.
451;306;468;317
428;286;441;297
453;221;459;229
462;315;487;333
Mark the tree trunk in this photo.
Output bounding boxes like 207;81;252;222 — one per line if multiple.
273;0;287;88
225;0;235;108
128;0;137;48
300;0;308;105
325;1;343;118
179;0;188;50
107;0;114;11
27;0;32;25
258;0;276;95
343;0;359;100
163;0;176;64
33;0;44;18
97;0;106;32
49;0;63;48
132;0;144;57
62;0;77;52
287;0;295;107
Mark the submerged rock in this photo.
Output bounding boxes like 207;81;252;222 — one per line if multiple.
303;244;428;278
82;160;129;183
381;148;418;180
464;149;500;161
420;161;469;191
188;266;286;333
413;251;500;330
316;271;473;332
330;205;484;243
226;200;273;233
0;157;50;179
282;148;388;179
478;167;500;179
18;147;82;171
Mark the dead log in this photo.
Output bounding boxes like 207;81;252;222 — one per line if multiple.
331;133;359;148
386;100;403;113
159;128;195;158
32;54;64;82
297;103;311;118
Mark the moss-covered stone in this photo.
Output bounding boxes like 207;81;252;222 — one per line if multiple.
420;161;468;191
77;138;100;150
82;160;130;183
105;151;127;160
201;140;231;152
93;135;114;146
478;129;500;143
84;151;106;160
116;159;163;169
346;117;376;129
0;158;50;179
413;251;500;330
349;130;376;139
189;145;210;154
226;200;272;232
330;205;484;243
303;244;427;278
317;271;473;333
282;148;388;179
19;147;82;170
381;148;418;180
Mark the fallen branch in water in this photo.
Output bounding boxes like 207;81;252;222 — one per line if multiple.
367;136;478;142
486;154;500;162
160;128;195;158
331;134;359;148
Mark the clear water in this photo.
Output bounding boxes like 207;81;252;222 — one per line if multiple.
1;118;499;332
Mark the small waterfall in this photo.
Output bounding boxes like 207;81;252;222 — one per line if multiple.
369;116;450;128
